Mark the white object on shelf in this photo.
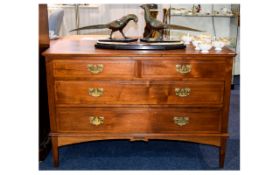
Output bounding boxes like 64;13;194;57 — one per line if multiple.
199;43;212;53
213;41;225;51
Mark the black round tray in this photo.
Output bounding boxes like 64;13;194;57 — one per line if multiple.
95;41;186;50
98;38;138;42
140;38;181;43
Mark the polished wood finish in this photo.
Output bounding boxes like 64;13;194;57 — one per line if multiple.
43;35;235;57
56;135;226;147
39;4;50;48
55;81;224;105
219;137;227;168
43;35;235;168
142;60;226;79
53;59;135;79
51;136;59;167
56;107;221;133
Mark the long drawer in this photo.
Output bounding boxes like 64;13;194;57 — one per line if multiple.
55;81;224;105
56;108;221;133
52;59;226;80
142;60;226;79
53;59;135;78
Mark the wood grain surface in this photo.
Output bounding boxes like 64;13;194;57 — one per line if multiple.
56;107;222;133
43;35;235;168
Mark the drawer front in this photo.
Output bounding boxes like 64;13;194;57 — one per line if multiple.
56;108;221;133
142;60;225;79
53;60;135;78
55;81;224;105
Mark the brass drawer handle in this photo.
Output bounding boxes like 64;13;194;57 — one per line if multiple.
88;88;103;97
175;88;191;97
87;64;104;74
173;116;189;126
89;116;104;126
176;64;192;74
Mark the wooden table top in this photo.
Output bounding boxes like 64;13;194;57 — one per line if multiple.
43;35;236;57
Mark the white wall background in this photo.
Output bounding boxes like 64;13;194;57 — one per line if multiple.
52;4;147;37
168;4;231;39
48;4;239;75
52;4;234;38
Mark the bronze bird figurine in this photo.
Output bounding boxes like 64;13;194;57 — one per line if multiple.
140;4;203;40
70;14;138;39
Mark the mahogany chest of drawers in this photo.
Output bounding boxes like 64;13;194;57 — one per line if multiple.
43;36;236;168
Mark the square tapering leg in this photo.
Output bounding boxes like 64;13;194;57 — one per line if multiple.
51;136;59;167
219;138;227;168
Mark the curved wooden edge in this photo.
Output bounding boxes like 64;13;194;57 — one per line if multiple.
53;133;228;147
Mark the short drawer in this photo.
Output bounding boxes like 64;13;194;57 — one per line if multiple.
53;60;135;78
56;108;221;133
142;60;226;79
55;81;224;105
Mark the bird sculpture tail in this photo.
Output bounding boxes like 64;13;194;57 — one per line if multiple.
164;24;203;32
70;24;108;32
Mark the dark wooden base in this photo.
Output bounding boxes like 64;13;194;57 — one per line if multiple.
140;38;181;43
98;38;138;42
95;41;186;50
50;134;228;168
